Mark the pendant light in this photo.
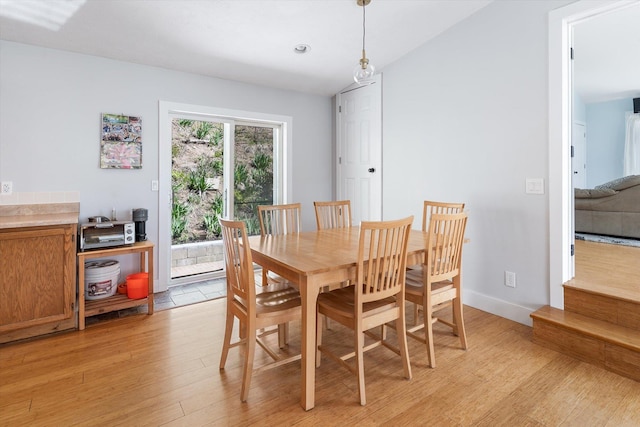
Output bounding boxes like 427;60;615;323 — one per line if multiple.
353;0;375;84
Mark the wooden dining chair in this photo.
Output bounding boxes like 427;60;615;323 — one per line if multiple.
409;200;465;322
313;200;353;328
314;199;352;288
218;218;302;402
257;203;302;287
420;200;465;232
313;200;352;230
316;216;414;406
257;203;302;346
404;212;468;368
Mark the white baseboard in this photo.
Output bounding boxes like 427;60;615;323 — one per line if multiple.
463;290;535;327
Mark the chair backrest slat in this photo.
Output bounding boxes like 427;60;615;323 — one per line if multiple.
258;203;302;236
425;212;468;283
421;200;465;232
220;219;256;307
357;216;413;303
314;200;352;230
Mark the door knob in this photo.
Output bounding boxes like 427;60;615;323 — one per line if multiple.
368;168;375;173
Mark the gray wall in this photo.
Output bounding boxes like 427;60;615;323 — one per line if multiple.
382;0;571;324
0;40;333;237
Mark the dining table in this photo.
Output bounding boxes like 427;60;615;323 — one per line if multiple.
247;226;430;410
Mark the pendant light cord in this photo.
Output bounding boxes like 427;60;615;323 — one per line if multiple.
362;2;366;53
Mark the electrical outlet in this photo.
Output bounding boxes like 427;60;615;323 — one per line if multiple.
1;181;12;195
505;271;516;288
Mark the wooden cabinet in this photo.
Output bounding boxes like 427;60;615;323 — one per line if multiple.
0;224;77;343
77;241;154;330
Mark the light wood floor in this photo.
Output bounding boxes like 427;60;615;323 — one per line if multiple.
569;239;640;302
2;297;640;426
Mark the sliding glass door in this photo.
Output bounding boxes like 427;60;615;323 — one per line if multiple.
158;102;292;291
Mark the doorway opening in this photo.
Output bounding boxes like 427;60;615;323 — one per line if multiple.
169;118;277;281
548;0;634;309
158;101;293;292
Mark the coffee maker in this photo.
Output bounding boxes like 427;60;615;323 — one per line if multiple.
132;208;148;242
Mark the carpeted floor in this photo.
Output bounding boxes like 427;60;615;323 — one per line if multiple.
575;232;640;248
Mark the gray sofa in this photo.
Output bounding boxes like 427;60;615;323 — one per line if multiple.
575;175;640;239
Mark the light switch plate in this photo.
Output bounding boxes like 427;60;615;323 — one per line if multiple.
525;178;544;194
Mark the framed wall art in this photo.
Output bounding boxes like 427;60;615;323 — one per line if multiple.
100;113;142;169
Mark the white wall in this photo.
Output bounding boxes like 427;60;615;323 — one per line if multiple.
0;41;333;277
382;0;572;325
574;93;586;123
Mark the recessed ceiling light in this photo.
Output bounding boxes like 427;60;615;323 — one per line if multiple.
293;44;311;54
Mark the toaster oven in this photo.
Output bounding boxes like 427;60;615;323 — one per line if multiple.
79;220;135;251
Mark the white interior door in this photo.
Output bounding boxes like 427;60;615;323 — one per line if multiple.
336;75;382;224
572;121;587;189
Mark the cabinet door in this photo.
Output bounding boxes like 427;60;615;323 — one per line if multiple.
0;225;76;332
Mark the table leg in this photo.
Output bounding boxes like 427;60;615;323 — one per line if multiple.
300;276;319;411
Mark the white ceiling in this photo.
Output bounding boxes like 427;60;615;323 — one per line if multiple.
0;0;638;100
0;0;492;96
573;1;640;103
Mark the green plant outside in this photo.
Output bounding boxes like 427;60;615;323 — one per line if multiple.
171;202;189;241
194;122;214;140
187;170;209;197
171;120;274;245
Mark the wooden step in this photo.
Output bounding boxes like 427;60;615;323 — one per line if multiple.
531;306;640;382
563;285;640;329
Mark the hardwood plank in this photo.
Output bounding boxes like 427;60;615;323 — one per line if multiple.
564;287;619;323
605;343;640;381
2;300;640;425
527;362;617;425
561;366;637;426
0;399;32;421
531;306;640;352
567;240;640;303
564;286;640;330
532;319;604;366
608;384;640;426
473;356;583;425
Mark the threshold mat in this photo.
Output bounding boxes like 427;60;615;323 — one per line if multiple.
575;233;640;248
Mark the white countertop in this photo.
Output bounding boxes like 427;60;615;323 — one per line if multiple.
0;202;79;229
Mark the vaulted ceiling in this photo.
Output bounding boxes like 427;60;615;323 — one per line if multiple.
1;0;638;100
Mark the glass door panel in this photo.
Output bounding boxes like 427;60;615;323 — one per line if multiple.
232;124;275;236
169;118;280;281
170;117;226;280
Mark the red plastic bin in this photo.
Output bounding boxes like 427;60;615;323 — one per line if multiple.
126;273;149;299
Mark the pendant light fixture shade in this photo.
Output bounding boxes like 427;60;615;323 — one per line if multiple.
353;55;375;83
353;0;375;84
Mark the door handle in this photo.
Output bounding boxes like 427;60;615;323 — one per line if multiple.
368;168;375;173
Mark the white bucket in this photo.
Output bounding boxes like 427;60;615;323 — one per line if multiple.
85;259;120;300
